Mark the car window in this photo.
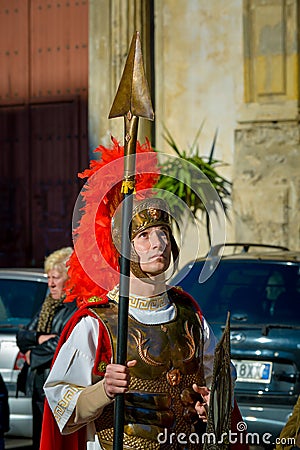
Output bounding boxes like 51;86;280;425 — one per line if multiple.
0;279;48;326
173;260;300;324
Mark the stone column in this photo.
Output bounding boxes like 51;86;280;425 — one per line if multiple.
234;0;300;249
88;0;154;156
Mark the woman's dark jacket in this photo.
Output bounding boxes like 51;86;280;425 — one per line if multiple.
16;300;77;400
0;373;9;434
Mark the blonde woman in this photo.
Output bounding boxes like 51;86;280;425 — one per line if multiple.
16;247;77;450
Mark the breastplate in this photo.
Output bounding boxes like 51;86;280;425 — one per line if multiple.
92;289;205;449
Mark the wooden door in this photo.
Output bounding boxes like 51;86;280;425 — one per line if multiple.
0;0;88;267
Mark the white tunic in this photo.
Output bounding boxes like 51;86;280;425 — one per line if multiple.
44;296;219;450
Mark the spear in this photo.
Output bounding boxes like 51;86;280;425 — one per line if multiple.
108;31;154;449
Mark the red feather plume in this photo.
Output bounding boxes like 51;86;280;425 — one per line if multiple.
64;136;160;307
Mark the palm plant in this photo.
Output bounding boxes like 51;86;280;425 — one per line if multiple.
154;124;232;244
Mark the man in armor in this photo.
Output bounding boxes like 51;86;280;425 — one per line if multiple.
39;141;246;450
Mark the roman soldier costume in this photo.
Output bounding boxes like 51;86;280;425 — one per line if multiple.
39;32;248;449
92;286;206;449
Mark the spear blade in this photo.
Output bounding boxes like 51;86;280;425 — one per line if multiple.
109;31;154;121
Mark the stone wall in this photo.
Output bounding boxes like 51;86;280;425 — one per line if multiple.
88;0;300;265
234;0;300;251
234;123;300;249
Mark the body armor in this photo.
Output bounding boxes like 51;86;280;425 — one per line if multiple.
92;288;206;449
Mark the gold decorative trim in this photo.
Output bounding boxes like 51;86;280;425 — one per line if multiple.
87;296;103;303
53;386;82;422
121;179;136;194
98;361;108;373
131;329;164;367
108;286;170;311
183;321;196;363
131;198;171;239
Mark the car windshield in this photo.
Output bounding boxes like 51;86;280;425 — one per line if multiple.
173;260;300;325
0;279;48;327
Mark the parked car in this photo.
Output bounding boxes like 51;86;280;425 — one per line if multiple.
172;244;300;446
0;269;48;437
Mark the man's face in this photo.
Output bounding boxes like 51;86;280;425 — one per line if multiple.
132;225;172;276
47;269;67;300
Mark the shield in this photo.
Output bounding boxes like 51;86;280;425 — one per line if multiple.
204;312;232;450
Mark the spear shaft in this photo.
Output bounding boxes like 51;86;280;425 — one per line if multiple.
108;32;154;449
114;114;138;450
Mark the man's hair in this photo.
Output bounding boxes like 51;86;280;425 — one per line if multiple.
44;247;73;275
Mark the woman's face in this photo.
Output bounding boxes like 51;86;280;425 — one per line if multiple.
47;269;67;300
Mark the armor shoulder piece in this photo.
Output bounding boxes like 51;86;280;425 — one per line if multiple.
170;286;203;321
89;302;117;377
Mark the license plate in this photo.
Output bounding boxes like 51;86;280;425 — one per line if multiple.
232;359;273;383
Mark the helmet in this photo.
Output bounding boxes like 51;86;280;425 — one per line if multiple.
131;197;172;239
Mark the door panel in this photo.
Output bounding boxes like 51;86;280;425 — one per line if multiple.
0;106;30;266
30;99;82;264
